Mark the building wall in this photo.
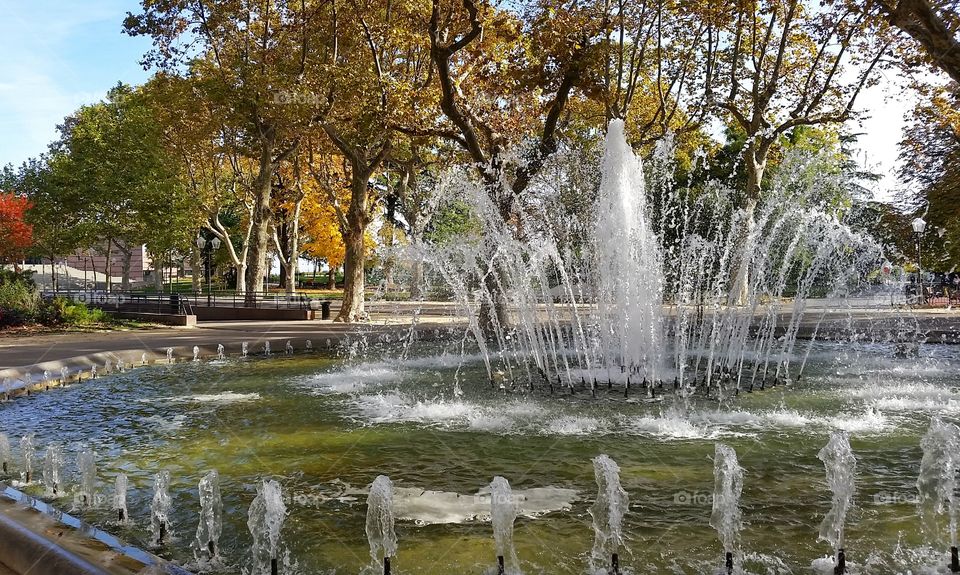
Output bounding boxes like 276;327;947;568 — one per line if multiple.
62;243;149;281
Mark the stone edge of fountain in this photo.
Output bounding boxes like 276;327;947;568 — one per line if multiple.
0;482;191;575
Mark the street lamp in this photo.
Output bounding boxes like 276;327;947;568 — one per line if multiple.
912;217;926;305
196;234;222;305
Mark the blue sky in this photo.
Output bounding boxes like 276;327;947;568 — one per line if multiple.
0;0;911;202
0;0;151;168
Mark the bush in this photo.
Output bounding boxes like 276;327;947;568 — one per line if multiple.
36;297;67;326
0;270;39;326
61;301;108;326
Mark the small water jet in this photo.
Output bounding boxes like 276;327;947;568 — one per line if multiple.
151;470;173;546
194;469;223;567
217;344;225;361
104;359;111;373
167;348;174;363
19;434;34;483
142;352;148;365
0;433;10;475
285;340;293;355
77;446;97;507
242;342;249;358
42;443;65;496
114;473;129;523
589;454;628;575
917;418;960;571
193;346;201;362
490;476;519;574
90;365;97;379
116;359;124;372
247;478;287;575
305;340;312;351
366;475;398;575
710;443;744;574
818;431;856;574
264;341;271;357
60;366;69;385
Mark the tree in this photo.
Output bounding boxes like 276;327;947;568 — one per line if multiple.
125;1;332;300
863;0;960;84
0;193;32;265
703;0;887;301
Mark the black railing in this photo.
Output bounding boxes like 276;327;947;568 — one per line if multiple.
43;290;323;314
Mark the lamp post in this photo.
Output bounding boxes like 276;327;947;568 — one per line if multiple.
912;217;927;305
195;234;222;306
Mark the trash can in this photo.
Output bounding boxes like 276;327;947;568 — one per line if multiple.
169;294;181;314
321;301;331;320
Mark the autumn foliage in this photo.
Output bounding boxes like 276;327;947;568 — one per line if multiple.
0;193;33;264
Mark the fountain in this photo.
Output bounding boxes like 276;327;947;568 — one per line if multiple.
142;352;148;365
193;346;201;362
90;365;97;379
710;444;744;574
114;473;129;523
77;446;97;508
366;475;398;574
42;443;65;496
247;479;286;575
60;366;69;385
0;433;10;475
305;340;312;352
917;418;960;569
105;359;111;373
194;470;223;567
242;342;249;358
19;434;34;483
217;344;226;361
818;431;857;574
151;470;173;546
285;341;294;356
490;476;519;574
264;341;271;357
589;455;628;574
167;348;174;363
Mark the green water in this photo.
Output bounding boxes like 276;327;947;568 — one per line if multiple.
1;340;959;574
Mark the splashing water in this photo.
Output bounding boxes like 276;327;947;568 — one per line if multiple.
114;473;129;524
710;443;744;571
917;418;960;547
104;359;111;373
193;346;201;362
247;479;287;575
142;352;148;365
42;443;65;496
241;342;249;358
589;454;629;573
285;341;294;355
167;348;174;363
151;470;173;546
77;447;97;508
305;340;312;351
60;366;69;384
217;344;225;361
366;475;398;570
264;342;271;357
19;434;34;483
195;470;223;566
0;434;10;475
490;476;520;574
818;431;857;555
90;365;97;379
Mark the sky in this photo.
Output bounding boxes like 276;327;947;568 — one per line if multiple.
0;0;917;205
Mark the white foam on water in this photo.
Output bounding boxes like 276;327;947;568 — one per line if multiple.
391;485;578;525
628;415;713;440
184;392;261;404
303;366;402;394
142;414;187;432
827;407;891;434
545;416;603;436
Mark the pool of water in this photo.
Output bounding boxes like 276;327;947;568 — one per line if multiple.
1;339;959;574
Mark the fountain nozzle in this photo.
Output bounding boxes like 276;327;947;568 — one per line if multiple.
951;546;959;573
118;508;125;522
610;552;620;575
384;556;391;575
497;555;505;575
725;551;733;574
271;557;278;575
834;549;846;575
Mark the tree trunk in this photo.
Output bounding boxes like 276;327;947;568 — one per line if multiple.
478;266;509;336
730;148;766;306
327;265;337;290
191;247;204;294
245;132;276;302
104;241;113;293
336;173;371;323
409;258;424;300
284;199;302;296
153;254;163;291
